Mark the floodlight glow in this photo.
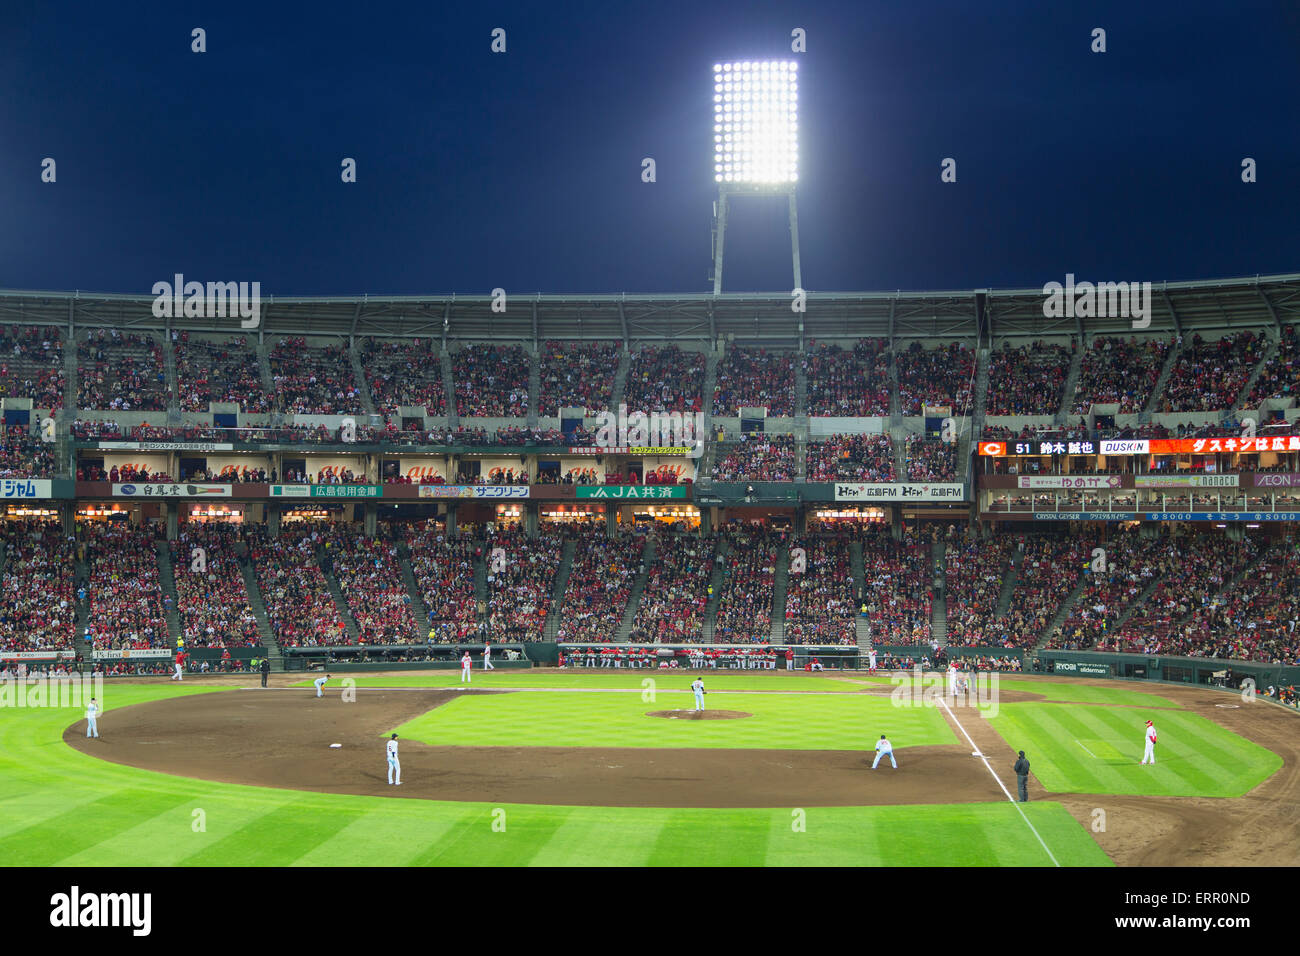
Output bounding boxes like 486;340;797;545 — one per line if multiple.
711;60;799;185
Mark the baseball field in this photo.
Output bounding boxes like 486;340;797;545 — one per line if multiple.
0;670;1294;867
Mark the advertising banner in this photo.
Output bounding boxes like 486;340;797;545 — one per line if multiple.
0;479;53;498
1016;475;1121;489
575;485;687;499
417;485;529;499
113;483;232;497
1134;474;1240;488
834;483;965;502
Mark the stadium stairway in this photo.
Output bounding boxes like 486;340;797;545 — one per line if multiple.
994;543;1021;619
1033;573;1093;649
317;547;362;641
892;432;908;480
850;539;871;647
700;536;731;642
972;347;990;426
888;347;902;428
349;346;378;418
609;348;631;409
615;536;656;641
162;335;181;422
234;543;278;659
527;349;540;428
1056;343;1085;423
769;545;791;642
73;551;89;653
255;341;275;397
794;353;808;417
543;539;577;641
395;542;430;633
931;537;948;644
1235;334;1279;412
153;540;182;645
702;344;721;437
63;341;79;411
441;350;459;429
1141;336;1183;420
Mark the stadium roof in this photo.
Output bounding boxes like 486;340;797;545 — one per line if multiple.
1;272;1297;346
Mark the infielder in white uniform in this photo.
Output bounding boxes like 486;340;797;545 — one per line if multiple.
868;648;877;673
482;642;494;670
947;663;959;696
872;734;896;769
691;677;705;712
386;733;401;785
460;651;472;683
85;697;99;739
313;673;331;698
1140;719;1158;764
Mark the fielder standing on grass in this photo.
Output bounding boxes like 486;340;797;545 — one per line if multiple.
314;673;332;698
872;734;896;769
483;641;494;671
1140;719;1158;764
691;676;705;712
386;733;401;786
1013;750;1030;801
460;650;473;684
85;697;99;739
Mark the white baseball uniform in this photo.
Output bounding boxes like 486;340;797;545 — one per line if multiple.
386;738;401;785
314;676;328;697
461;653;472;683
872;736;896;769
1141;723;1157;764
85;700;99;738
948;664;958;696
483;645;494;670
868;649;877;671
691;678;705;711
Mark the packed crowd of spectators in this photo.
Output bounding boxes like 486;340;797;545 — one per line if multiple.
269;337;364;415
624;345;705;413
1071;336;1170;413
408;528;479;642
78;463;175;483
174;334;271;413
248;524;349;646
0;521;75;650
712;348;795;416
76;329;167;411
783;537;857;645
83;523;170;650
539;340;620;414
451;344;530;417
1045;532;1164;650
485;528;561;641
904;436;956;481
991;533;1097;649
555;530;644;642
0;325;64;409
0;424;58;479
1246;325;1300;406
806;433;895;482
804;340;891;416
628;530;716;643
944;536;1014;647
895;342;974;415
712;433;797;481
168;523;262;647
712;527;781;643
322;530;419;644
1160;331;1263;413
860;527;932;643
986;341;1072;415
361;337;446;416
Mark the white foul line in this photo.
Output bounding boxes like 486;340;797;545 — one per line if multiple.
937;697;1060;868
1075;739;1097;759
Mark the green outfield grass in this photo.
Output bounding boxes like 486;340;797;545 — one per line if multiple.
986;703;1280;797
855;673;1181;709
290;672;863;692
0;684;1108;866
390;688;955;750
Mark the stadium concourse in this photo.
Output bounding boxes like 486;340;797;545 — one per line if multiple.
0;277;1298;704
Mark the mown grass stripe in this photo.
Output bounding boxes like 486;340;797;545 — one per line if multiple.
0;788;197;866
179;800;366;866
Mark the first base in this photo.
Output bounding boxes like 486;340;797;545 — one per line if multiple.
330;743;342;749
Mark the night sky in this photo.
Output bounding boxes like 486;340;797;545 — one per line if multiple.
2;0;1298;297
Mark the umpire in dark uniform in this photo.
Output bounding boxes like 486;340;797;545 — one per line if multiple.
1013;750;1030;802
260;657;271;688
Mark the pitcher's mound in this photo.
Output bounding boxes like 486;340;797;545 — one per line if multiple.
646;709;753;720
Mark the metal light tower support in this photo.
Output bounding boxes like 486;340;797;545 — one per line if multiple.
711;183;801;294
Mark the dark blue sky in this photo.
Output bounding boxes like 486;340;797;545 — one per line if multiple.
2;1;1297;296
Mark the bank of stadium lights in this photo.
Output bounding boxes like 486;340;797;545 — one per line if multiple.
709;59;803;296
712;60;799;185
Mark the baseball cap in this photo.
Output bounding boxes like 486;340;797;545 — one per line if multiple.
1146;720;1153;725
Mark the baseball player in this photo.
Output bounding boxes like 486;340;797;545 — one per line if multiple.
171;650;186;681
386;733;401;786
460;651;472;683
313;673;332;698
482;641;494;671
947;662;959;696
85;697;99;739
1140;719;1158;764
1013;750;1030;801
868;647;877;673
872;734;896;769
691;677;705;712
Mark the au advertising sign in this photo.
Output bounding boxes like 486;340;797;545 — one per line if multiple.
576;485;687;499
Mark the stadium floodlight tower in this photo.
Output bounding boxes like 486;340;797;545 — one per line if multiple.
709;59;801;295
